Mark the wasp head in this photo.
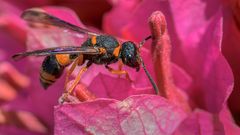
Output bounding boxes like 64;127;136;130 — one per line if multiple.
120;41;140;71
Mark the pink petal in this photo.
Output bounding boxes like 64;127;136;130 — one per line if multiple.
219;105;240;135
0;126;46;135
172;63;192;91
174;107;240;135
0;1;27;42
170;1;233;113
87;72;153;100
173;109;224;135
222;2;240;124
88;73;134;100
103;0;141;36
55;95;187;135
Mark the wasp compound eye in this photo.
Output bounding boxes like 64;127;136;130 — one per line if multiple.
120;41;140;71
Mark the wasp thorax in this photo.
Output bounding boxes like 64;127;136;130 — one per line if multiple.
120;41;140;71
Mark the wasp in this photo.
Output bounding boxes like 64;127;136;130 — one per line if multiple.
12;9;159;101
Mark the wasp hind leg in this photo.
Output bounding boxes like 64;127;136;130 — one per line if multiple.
105;65;133;82
64;54;84;91
61;61;92;103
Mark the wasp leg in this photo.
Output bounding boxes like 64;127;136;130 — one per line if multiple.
118;60;123;78
64;58;78;91
105;65;132;82
118;60;123;70
64;55;84;91
62;62;92;102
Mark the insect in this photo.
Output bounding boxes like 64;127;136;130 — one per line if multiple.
12;9;159;101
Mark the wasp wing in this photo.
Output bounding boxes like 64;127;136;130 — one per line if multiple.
12;46;100;61
21;9;99;37
22;8;99;52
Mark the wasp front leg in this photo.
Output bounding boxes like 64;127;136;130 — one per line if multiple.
105;65;133;82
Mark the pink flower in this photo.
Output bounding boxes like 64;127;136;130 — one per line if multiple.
54;0;240;134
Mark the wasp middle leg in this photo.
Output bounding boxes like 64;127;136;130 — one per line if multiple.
64;54;84;91
105;65;132;82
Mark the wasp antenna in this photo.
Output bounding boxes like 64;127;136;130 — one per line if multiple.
138;55;159;94
139;35;152;48
12;53;25;61
144;35;152;41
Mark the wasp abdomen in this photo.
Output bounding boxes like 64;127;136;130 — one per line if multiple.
40;55;65;89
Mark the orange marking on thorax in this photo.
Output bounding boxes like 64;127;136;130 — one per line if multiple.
56;54;71;66
99;48;106;54
91;36;97;45
113;45;121;57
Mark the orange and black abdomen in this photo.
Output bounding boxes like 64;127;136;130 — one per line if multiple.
40;54;78;89
40;55;65;89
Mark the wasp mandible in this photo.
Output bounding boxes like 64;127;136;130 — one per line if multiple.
12;9;159;101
